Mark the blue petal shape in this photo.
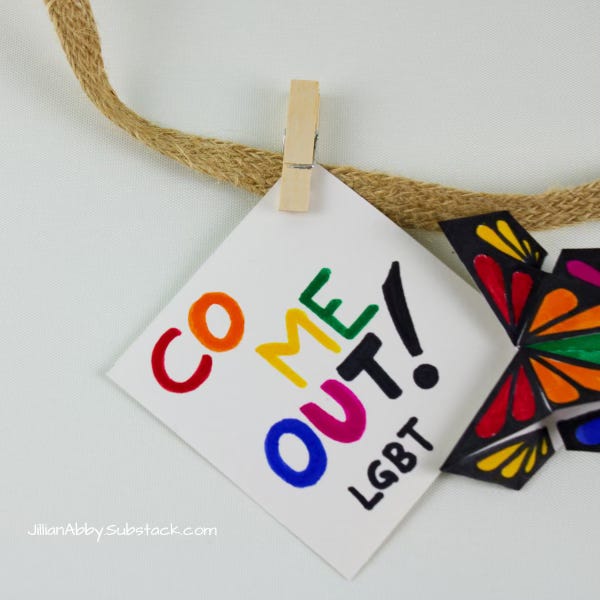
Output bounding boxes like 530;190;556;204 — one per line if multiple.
575;417;600;446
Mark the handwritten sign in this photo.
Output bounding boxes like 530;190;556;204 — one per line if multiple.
108;166;508;577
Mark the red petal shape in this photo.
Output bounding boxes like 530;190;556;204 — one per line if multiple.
512;366;536;421
511;271;534;325
475;374;513;438
473;255;511;324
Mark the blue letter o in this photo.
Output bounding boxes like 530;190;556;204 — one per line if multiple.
264;418;327;487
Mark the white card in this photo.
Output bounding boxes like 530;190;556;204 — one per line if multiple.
108;166;507;578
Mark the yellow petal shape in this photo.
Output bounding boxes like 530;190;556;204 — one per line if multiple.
501;448;529;478
476;224;524;261
477;442;523;472
525;447;537;473
497;220;527;258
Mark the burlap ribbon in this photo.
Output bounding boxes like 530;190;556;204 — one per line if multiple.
45;0;600;230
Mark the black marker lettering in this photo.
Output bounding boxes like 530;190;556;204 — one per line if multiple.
382;442;416;473
397;416;434;451
348;486;384;511
337;333;401;399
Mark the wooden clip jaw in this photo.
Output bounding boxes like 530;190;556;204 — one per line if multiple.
279;80;320;212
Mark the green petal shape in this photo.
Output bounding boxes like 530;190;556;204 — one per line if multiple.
527;333;600;366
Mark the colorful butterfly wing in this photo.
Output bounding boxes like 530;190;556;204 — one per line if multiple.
520;276;600;409
440;213;598;488
547;260;600;451
442;352;551;469
442;427;554;490
557;408;600;452
553;249;600;288
440;211;547;343
440;211;547;269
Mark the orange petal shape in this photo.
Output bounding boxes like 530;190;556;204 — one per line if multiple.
530;358;580;404
538;305;600;336
529;289;578;332
541;357;600;391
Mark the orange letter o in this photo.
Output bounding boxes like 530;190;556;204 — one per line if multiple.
188;292;245;352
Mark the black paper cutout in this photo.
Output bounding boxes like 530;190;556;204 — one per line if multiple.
439;211;599;489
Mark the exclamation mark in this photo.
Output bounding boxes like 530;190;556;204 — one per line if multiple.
382;261;439;389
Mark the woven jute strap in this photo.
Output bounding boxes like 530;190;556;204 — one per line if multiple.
45;0;600;230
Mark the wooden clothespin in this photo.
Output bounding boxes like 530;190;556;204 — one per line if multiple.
279;80;320;212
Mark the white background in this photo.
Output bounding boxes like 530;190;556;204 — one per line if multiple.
2;1;599;598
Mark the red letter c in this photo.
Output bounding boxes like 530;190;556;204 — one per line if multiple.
151;328;213;393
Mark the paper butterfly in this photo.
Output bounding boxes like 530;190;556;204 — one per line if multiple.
439;212;600;489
